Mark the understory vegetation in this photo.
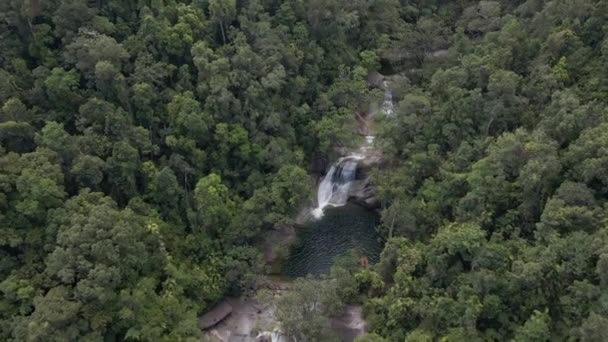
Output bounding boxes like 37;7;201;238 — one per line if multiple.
1;0;607;341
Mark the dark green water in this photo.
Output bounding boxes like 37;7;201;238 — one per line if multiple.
282;203;383;278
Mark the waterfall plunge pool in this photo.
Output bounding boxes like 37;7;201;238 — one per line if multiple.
281;203;383;278
279;72;392;279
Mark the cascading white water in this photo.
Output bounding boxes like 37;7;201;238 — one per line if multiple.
256;330;285;342
312;155;363;219
382;80;394;116
311;79;393;219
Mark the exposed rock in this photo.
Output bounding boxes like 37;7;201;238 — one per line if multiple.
202;297;278;342
367;70;385;88
199;301;233;330
331;305;367;341
381;48;414;66
429;48;449;58
308;156;329;175
358;152;383;169
359;196;381;210
380;48;449;77
203;296;365;342
356;111;371;135
349;179;381;209
384;73;410;87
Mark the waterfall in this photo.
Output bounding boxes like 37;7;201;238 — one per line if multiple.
312;155;363;219
382;80;394;116
256;329;286;342
311;79;392;219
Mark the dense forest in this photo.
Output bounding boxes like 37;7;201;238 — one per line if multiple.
1;0;607;341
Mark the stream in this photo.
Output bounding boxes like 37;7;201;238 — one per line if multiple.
282;80;393;277
203;77;395;342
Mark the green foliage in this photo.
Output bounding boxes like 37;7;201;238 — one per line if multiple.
4;0;352;335
44;67;81;112
314;108;360;156
16;191;167;340
365;0;608;340
513;310;551;342
268;276;343;341
167;91;212;144
0;121;35;153
64;31;129;81
1;0;607;340
208;0;236;44
193;173;236;236
268;165;311;219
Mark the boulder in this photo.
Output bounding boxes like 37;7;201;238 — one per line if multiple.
366;71;385;88
308;156;329;175
349;177;381;210
331;305;367;342
199;301;233;330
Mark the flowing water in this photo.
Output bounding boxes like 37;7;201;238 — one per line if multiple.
256;330;286;342
382;80;394;116
283;203;382;278
285;78;393;277
205;79;393;342
311;80;392;219
312;155;363;219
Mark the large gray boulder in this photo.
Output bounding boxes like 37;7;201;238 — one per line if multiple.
199;301;233;330
349;164;381;210
367;70;385;88
349;177;381;210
